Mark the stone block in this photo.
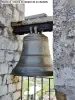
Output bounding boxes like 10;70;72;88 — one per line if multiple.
0;36;15;50
0;15;5;25
6;52;14;61
6;6;12;15
0;63;8;75
7;75;12;84
8;83;16;92
11;76;19;83
3;28;9;37
17;35;24;41
1;37;10;50
18;76;21;82
0;36;18;50
0;94;12;100
14;52;20;61
13;8;20;21
6;40;15;51
16;82;21;90
17;4;25;13
0;85;7;96
7;75;20;84
13;91;21;100
19;13;24;21
14;41;19;51
0;50;5;63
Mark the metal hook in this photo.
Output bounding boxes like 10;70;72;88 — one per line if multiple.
29;27;33;34
34;26;38;34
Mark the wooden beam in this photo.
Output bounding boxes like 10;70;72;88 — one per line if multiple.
11;14;53;35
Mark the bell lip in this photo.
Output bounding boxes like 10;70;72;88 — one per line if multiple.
11;71;53;77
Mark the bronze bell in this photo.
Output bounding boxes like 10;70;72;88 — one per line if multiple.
12;27;53;76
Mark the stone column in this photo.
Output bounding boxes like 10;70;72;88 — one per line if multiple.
53;0;75;100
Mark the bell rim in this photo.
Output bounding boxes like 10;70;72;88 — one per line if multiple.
11;70;53;77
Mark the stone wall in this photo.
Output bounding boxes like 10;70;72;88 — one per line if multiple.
53;0;75;100
0;3;25;100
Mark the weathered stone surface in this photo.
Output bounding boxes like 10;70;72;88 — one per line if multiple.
0;3;24;99
16;82;21;90
0;37;10;50
0;15;5;25
0;76;2;85
12;4;16;8
53;0;75;99
0;28;2;35
18;76;21;82
0;36;18;50
11;76;19;83
0;50;5;62
6;6;12;15
7;75;12;84
19;13;25;21
0;63;8;74
8;83;16;92
18;40;23;51
55;90;67;100
3;28;9;37
7;41;15;50
13;8;20;21
14;52;20;61
0;94;12;100
17;4;25;13
67;94;75;100
6;52;14;61
2;75;7;85
13;91;21;100
0;85;7;96
14;41;19;50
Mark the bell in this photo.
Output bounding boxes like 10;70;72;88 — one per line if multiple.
12;27;53;76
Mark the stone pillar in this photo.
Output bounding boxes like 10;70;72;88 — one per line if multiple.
53;0;75;100
0;3;25;100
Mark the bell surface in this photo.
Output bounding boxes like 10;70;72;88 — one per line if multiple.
12;34;53;77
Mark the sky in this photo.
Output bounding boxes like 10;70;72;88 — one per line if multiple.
25;0;53;59
25;0;53;16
